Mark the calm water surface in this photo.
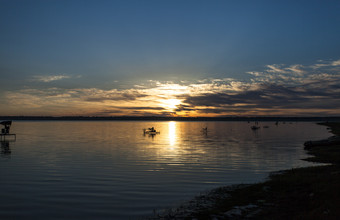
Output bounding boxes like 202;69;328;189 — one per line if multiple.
0;121;331;219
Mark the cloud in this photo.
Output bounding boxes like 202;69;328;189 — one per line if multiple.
32;74;72;82
3;85;178;116
2;59;340;116
331;59;340;66
266;64;286;73
85;90;148;102
175;59;340;116
96;107;172;117
181;82;340;110
285;64;305;75
311;59;340;69
174;104;194;112
116;106;166;110
247;71;263;77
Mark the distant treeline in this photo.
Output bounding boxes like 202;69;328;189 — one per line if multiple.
0;116;340;122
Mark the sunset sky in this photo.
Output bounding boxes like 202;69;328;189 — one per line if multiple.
1;0;340;117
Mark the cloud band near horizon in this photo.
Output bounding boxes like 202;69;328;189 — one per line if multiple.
1;59;340;117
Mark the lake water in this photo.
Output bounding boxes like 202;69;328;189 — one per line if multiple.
0;121;331;219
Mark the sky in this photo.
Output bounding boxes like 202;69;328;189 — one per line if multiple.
1;0;340;117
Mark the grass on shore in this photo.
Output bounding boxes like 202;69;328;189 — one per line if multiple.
153;122;340;219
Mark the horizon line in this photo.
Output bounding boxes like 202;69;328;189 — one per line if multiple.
1;116;340;122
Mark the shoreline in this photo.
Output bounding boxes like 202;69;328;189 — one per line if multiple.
150;122;340;219
1;116;340;122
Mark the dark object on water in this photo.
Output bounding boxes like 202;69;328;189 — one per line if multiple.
0;121;12;134
0;120;16;141
304;136;340;150
251;126;260;130
143;127;160;135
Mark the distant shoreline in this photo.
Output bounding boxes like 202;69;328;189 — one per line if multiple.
1;116;340;122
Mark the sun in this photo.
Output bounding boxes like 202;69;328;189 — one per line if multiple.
163;99;181;110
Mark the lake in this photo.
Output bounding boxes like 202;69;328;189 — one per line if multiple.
0;121;331;219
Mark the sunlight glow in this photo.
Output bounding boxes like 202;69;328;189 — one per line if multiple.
163;99;181;110
168;121;177;147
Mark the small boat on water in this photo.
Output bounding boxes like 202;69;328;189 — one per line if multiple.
143;127;160;135
251;125;260;130
0;120;16;141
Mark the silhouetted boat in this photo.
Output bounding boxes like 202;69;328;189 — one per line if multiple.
143;127;160;135
251;126;260;130
0;121;16;141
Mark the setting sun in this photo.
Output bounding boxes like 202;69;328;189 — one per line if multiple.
163;99;182;110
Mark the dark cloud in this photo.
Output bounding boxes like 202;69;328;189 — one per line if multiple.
174;104;195;112
116;106;165;110
179;81;340;114
130;111;174;117
96;106;167;116
85;92;148;102
195;108;236;114
96;110;124;114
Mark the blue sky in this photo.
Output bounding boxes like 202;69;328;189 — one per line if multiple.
1;0;340;116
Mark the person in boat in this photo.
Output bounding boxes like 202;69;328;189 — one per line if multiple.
0;121;12;134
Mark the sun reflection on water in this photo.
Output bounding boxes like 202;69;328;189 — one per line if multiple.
168;121;177;148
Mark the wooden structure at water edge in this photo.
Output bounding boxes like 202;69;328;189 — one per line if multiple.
0;121;16;141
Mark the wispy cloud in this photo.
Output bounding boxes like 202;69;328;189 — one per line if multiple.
266;64;287;73
285;64;305;75
311;59;340;69
331;59;340;66
31;74;73;82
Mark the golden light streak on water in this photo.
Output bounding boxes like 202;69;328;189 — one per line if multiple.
168;121;177;148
